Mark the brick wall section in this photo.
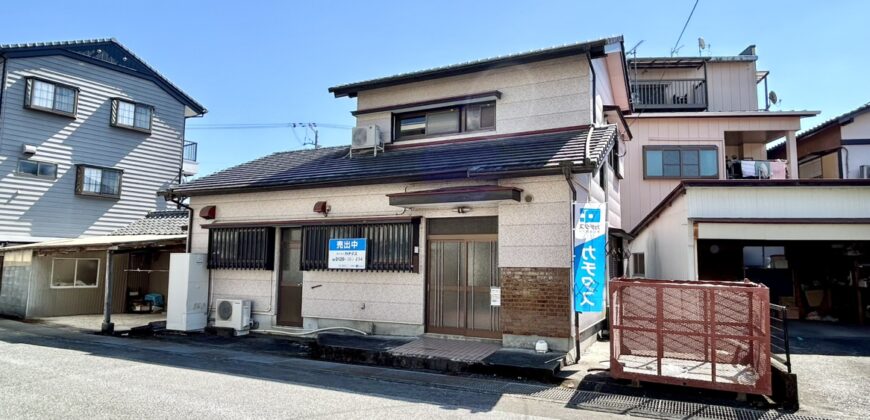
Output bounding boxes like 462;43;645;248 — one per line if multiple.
500;267;571;338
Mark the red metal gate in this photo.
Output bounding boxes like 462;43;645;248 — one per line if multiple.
609;278;771;395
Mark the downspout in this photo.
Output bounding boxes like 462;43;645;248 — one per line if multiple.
587;53;597;125
170;195;194;253
560;161;579;362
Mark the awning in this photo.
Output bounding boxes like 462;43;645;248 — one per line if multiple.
387;185;522;208
0;234;186;253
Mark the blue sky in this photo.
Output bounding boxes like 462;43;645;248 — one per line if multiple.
2;1;866;176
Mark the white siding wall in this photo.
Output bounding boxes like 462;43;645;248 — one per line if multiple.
685;186;870;219
0;55;187;242
354;56;592;145
841;112;870;179
628;193;693;280
189;176;572;329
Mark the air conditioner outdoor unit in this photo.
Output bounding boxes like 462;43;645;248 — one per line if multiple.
861;165;870;179
351;125;383;156
213;298;252;335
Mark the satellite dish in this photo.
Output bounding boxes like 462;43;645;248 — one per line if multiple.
698;37;706;50
768;91;778;105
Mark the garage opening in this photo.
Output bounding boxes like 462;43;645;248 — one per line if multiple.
697;240;870;324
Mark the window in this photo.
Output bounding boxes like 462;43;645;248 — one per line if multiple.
743;246;786;268
644;146;718;179
50;258;99;288
631;253;645;277
301;221;419;272
393;101;495;140
111;98;153;132
208;227;276;270
75;165;122;198
16;159;58;179
24;77;78;117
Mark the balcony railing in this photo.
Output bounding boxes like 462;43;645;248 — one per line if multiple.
183;140;198;162
631;79;707;111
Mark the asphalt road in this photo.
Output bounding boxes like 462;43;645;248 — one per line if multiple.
0;320;621;420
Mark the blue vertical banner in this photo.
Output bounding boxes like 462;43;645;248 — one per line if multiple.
573;203;607;312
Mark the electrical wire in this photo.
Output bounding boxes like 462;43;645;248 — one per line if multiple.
671;0;700;57
186;122;353;130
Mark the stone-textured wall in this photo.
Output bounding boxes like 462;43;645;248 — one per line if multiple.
499;267;571;338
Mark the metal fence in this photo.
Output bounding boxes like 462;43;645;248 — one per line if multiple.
632;79;707;110
610;278;772;395
769;304;792;373
183;140;198;162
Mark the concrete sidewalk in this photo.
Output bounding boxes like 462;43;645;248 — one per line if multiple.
0;319;825;420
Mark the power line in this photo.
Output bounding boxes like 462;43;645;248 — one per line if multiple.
671;0;700;57
186;122;353;130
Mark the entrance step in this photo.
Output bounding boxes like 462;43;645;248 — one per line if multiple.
312;333;567;382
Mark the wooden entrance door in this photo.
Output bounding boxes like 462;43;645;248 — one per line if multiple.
427;236;500;338
277;227;303;326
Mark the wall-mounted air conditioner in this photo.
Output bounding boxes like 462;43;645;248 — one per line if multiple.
214;299;252;335
351;125;383;157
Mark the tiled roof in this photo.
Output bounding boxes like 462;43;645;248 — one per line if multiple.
797;102;870;140
0;38;205;115
110;210;189;236
328;36;623;97
172;125;618;196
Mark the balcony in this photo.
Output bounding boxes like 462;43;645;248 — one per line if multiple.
182;140;199;177
726;159;788;180
631;79;707;111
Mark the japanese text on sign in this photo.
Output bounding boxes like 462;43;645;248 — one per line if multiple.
328;238;367;269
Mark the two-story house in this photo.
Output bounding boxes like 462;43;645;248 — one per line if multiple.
768;102;870;179
623;47;870;325
0;39;205;245
168;36;633;357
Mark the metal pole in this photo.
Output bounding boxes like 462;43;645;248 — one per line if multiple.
101;247;118;334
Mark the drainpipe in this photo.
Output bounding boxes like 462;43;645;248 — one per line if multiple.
561;162;579;362
101;246;119;334
170;196;194;253
587;53;597;125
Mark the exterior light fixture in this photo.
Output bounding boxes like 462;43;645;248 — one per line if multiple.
313;201;330;216
454;206;472;214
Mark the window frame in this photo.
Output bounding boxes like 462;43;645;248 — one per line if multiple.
23;77;79;118
208;227;276;270
110;98;154;133
392;100;496;141
15;159;58;180
300;220;420;272
642;145;720;180
49;258;100;289
631;253;646;277
74;164;123;199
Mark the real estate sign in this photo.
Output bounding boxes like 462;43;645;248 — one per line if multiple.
573;203;607;312
328;238;367;269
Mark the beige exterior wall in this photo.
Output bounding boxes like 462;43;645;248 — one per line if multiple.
189;175;574;331
621;115;803;232
631;60;758;112
705;62;758;112
841;112;870;179
354;55;592;145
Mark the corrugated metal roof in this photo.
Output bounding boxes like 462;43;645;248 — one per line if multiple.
0;234;185;252
328;36;623;97
110;210;189;236
0;38;205;115
171;126;618;196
